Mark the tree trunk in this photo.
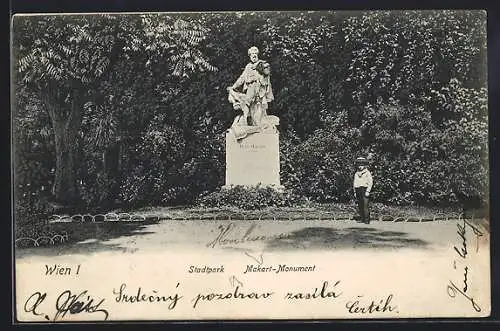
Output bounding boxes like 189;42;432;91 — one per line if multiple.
45;88;84;207
101;141;121;208
52;120;79;205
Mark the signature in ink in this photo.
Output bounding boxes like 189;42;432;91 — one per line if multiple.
448;218;484;312
54;290;109;320
23;292;50;320
454;218;484;257
453;220;468;258
23;290;109;321
462;266;469;292
206;222;290;248
345;294;398;314
447;280;481;312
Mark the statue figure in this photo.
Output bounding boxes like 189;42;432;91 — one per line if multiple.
227;46;279;140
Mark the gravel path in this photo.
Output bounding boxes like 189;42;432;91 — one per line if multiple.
15;219;478;259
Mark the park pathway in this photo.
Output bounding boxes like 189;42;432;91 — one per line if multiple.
15;219;471;259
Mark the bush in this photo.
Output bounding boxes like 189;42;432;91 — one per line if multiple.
282;110;365;203
196;185;305;210
119;124;188;206
357;80;488;206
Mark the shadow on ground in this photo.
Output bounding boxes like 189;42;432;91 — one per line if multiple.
265;226;429;251
16;220;431;258
15;219;159;258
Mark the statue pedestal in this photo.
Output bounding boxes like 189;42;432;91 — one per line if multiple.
224;129;282;190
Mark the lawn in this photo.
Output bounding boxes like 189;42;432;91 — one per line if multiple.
134;202;470;221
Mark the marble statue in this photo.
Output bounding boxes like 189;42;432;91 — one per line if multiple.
227;46;280;140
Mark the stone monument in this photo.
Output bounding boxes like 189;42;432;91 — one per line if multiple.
224;46;282;190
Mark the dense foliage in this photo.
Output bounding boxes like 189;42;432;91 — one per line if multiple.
197;186;305;210
13;11;488;224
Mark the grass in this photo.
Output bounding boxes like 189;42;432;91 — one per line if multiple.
132;202;469;221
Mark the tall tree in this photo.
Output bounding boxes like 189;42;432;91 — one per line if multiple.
13;13;215;206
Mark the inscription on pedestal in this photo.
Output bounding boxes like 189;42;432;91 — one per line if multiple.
225;130;281;187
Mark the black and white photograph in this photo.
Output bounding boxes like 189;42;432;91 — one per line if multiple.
12;10;490;321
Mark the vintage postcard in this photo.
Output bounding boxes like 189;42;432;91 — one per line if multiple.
12;10;490;322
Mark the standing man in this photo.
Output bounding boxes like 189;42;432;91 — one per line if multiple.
353;157;373;224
